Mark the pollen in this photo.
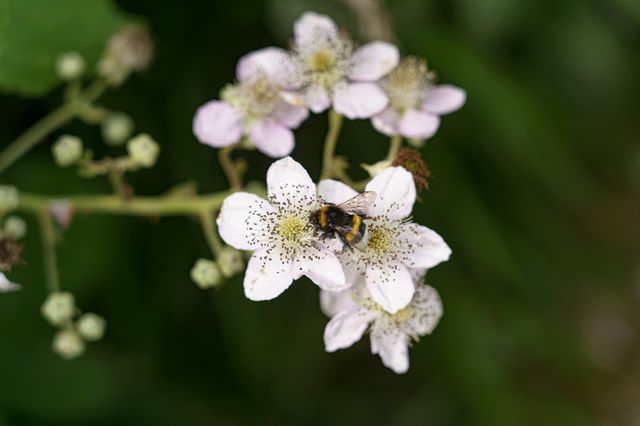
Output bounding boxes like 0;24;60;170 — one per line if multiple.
277;214;308;243
382;56;436;112
366;227;391;254
309;49;336;72
220;75;281;120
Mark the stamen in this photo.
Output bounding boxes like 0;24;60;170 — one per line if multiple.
382;56;436;112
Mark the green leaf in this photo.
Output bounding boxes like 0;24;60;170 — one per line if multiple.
0;0;129;97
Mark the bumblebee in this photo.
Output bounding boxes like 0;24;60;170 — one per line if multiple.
311;191;377;250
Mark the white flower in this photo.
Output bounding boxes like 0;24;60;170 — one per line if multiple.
372;57;466;140
217;157;347;300
0;273;20;293
319;166;451;313
321;280;443;374
193;48;308;158
287;11;399;119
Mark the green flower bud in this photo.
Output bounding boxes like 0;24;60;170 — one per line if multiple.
101;113;134;146
56;52;85;81
190;258;222;289
41;292;75;326
217;247;244;278
52;329;85;360
76;313;106;341
0;185;19;212
52;135;83;167
127;133;160;168
3;216;26;239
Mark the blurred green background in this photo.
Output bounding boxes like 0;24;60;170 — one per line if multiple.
1;0;639;424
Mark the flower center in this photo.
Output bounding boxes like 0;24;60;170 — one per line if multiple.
277;214;308;244
221;75;281;120
382;57;435;112
366;227;391;254
308;48;336;72
390;305;413;322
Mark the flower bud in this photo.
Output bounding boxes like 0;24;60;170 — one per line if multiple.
0;185;19;212
127;133;160;168
56;52;85;81
190;258;222;289
76;313;106;341
217;247;244;278
52;135;83;167
101;113;134;145
3;216;26;239
0;235;23;272
41;292;75;326
52;329;85;360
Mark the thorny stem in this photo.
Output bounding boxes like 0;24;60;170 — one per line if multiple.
37;210;61;293
0;79;107;175
320;109;344;180
218;145;243;191
387;135;402;161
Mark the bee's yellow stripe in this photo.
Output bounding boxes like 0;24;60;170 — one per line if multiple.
346;215;361;242
318;206;329;228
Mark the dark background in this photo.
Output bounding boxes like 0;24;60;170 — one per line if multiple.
1;0;639;425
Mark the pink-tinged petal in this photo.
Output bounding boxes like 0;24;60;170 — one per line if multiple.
217;192;274;250
293;246;346;290
236;47;298;88
366;166;416;220
324;310;372;352
371;107;400;137
193;101;244;147
333;82;388;119
266;157;317;209
294;12;339;48
398;108;440;140
370;332;410;374
305;85;331;113
365;262;414;313
401;223;451;269
0;273;20;293
243;248;294;301
318;179;358;205
249;121;295;158
348;41;399;81
410;284;443;336
320;287;359;317
422;84;467;115
273;102;309;128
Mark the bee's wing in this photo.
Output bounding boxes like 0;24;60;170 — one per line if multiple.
337;191;377;216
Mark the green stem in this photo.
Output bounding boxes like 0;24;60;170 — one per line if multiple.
0;79;107;175
37;210;60;293
218;146;242;191
320;109;344;180
386;135;402;161
198;209;223;257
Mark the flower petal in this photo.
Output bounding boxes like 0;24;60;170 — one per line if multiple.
401;223;451;269
324;310;372;352
193;101;244;147
370;331;410;373
243;248;294;301
348;41;399;81
371;107;400;137
366;166;416;220
398;108;440;140
332;82;388;119
305;85;331;113
410;284;443;335
249;121;295;158
365;262;414;313
266;157;317;210
422;85;467;115
318;179;358;205
236;47;298;88
294;12;339;48
293;246;347;290
320;287;358;317
217;192;274;250
273;102;309;128
0;273;20;293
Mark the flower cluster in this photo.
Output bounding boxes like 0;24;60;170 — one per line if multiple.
193;12;465;158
